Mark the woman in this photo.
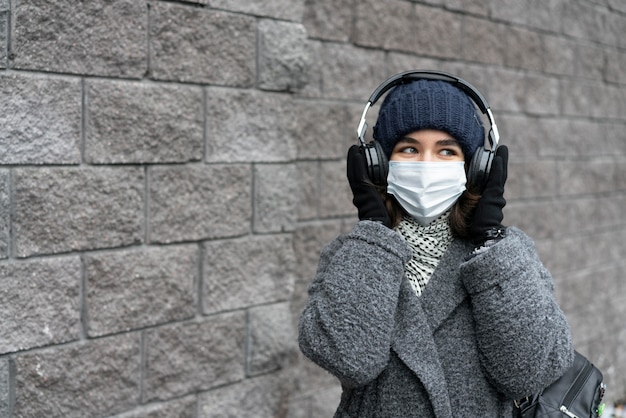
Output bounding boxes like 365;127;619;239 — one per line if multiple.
298;75;574;417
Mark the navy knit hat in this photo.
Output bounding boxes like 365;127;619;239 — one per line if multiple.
372;80;485;160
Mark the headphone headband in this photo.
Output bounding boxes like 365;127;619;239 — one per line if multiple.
357;70;499;150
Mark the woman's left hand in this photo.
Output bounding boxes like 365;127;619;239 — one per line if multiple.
469;145;508;246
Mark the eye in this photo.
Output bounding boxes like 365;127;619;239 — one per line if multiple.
399;146;418;154
439;148;459;157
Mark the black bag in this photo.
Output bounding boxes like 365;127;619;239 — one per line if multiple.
515;351;606;418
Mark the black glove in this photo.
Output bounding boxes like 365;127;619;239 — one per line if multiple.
346;145;391;228
470;145;508;246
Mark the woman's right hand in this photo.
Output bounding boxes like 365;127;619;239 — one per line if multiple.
347;145;391;228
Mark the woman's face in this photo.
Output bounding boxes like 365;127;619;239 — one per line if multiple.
389;129;465;162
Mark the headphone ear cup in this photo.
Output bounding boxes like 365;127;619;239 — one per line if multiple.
467;148;494;192
361;140;389;186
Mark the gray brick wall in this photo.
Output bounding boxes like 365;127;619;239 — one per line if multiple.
0;0;624;416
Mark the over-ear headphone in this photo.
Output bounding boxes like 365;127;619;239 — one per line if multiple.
356;70;500;192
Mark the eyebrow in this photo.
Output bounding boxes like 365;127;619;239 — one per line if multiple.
397;136;461;147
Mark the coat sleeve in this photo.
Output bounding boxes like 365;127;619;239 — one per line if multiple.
298;221;412;388
460;227;574;399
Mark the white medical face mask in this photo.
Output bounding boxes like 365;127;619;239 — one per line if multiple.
387;161;467;226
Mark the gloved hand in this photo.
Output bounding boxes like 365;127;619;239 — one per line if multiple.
469;145;508;246
347;145;391;228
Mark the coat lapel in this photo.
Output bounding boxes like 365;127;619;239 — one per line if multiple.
419;237;473;331
390;237;473;418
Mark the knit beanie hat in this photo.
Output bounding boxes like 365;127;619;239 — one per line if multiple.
373;80;485;160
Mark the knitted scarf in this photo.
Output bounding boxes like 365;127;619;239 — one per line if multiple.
395;212;454;297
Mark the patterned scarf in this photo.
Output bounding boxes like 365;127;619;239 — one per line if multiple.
395;212;454;297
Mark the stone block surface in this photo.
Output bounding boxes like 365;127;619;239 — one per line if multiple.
296;161;320;221
353;0;416;51
109;395;197;418
0;73;81;164
13;167;144;257
319;160;353;218
149;3;255;86
302;0;352;42
294;100;352;160
247;302;298;376
13;334;141;417
319;43;387;101
462;17;509;67
84;245;198;337
0;10;6;67
148;164;252;243
254;163;299;233
209;0;304;21
85;79;204;164
0;257;81;354
11;0;146;77
206;88;299;163
203;235;295;314
198;373;291;417
143;312;246;401
0;170;7;259
259;20;311;92
0;358;13;417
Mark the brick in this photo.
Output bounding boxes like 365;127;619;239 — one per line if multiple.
0;11;6;67
489;0;529;25
202;235;295;315
12;0;146;77
84;245;197;337
320;43;387;101
526;0;564;33
0;358;13;417
562;1;606;45
295;100;352;160
206;88;298;163
532;117;604;158
0;170;7;259
209;0;304;21
143;312;246;401
13;334;141;417
108;395;197;418
605;9;626;48
319;160;353;218
296;40;324;99
296;161;320;221
443;0;488;15
254;164;299;233
247;303;298;376
462;17;509;67
354;0;415;51
13;167;144;257
558;160;622;195
0;257;81;354
486;70;559;115
85;79;203;164
505;200;561;240
258;20;311;92
0;73;81;164
198;373;291;417
355;2;462;59
148;164;251;243
505;27;544;72
606;48;626;85
542;35;577;76
302;0;352;42
149;3;255;86
576;42;606;79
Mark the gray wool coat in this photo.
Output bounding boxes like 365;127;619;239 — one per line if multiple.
298;221;574;418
